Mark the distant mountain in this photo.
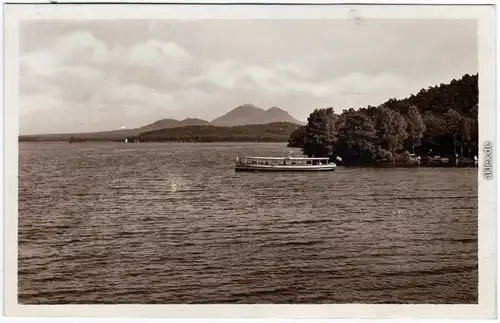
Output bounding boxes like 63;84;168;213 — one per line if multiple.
19;118;210;142
19;129;139;142
211;104;304;126
131;122;301;143
139;118;209;132
18;106;304;142
180;118;211;127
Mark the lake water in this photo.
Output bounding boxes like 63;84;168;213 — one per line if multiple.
18;142;478;304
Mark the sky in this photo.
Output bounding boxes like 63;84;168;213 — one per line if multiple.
19;19;478;134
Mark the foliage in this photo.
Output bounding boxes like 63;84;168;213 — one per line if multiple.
405;105;426;153
132;122;300;142
443;108;464;156
374;106;408;156
301;108;338;157
287;126;307;148
289;73;478;164
333;109;378;164
20;122;301;143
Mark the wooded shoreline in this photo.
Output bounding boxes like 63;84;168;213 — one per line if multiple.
288;74;478;166
20;73;478;171
18;122;299;144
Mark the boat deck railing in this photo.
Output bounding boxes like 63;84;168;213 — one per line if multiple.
236;156;334;166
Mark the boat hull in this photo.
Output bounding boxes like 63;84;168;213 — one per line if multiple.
235;163;336;172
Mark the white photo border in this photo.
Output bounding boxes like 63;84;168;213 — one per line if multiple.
3;2;497;319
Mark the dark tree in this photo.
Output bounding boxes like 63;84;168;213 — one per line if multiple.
282;73;478;165
405;105;426;153
287;125;307;148
458;116;473;158
302;108;338;158
374;106;408;161
334;110;378;164
443;109;463;156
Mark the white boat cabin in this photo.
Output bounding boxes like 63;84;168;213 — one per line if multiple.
237;156;331;166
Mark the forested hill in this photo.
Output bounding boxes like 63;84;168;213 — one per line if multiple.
288;73;479;164
359;73;478;118
131;122;300;142
19;105;304;142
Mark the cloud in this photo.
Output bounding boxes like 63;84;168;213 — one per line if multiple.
20;32;108;75
20;31;190;75
187;59;410;99
53;31;109;63
19;30;193;131
19;20;477;134
60;65;104;79
124;40;190;66
21;51;61;76
99;82;176;111
20;86;64;116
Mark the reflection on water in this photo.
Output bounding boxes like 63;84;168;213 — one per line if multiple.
18;142;478;304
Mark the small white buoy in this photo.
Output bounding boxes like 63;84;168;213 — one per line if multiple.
171;183;177;193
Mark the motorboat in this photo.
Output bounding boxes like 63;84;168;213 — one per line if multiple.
235;156;336;172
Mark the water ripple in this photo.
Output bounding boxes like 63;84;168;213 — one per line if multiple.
18;142;478;304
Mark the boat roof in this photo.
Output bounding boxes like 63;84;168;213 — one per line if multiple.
244;156;330;160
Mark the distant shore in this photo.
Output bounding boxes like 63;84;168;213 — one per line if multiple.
18;140;477;168
18;139;290;144
18;122;300;144
287;74;478;170
339;162;478;169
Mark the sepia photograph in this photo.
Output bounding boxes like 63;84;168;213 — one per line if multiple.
3;3;497;319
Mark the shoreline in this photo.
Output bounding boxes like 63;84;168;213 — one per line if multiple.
18;140;291;144
339;164;478;169
19;141;478;168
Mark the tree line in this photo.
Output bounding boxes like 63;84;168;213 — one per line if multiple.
20;122;301;143
288;74;478;165
131;122;299;142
